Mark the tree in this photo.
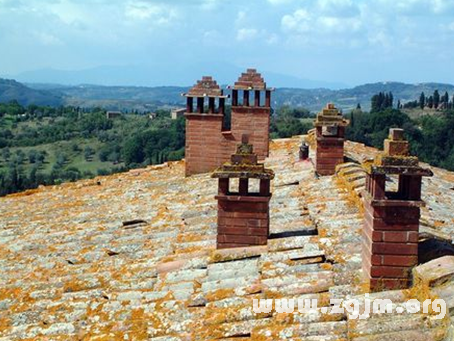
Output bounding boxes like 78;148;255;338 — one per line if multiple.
419;92;425;109
443;91;450;109
15;150;25;164
371;94;379;112
28;149;39;164
434;90;440;109
36;151;46;164
2;148;10;162
123;137;144;166
84;146;95;161
99;149;109;162
428;96;434;109
356;103;361;110
56;153;67;167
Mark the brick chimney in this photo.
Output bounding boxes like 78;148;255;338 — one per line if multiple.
314;104;349;175
212;135;274;249
229;69;274;161
183;76;228;176
362;128;433;291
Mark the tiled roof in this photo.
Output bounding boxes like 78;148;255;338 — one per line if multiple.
233;69;267;91
0;137;453;339
186;76;223;97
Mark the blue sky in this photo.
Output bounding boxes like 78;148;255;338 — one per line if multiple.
0;0;454;87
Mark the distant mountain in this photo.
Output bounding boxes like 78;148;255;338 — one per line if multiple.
3;77;454;112
0;78;63;106
14;63;347;90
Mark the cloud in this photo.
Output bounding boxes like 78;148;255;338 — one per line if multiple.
317;16;361;32
267;0;294;5
125;1;178;25
236;28;259;41
1;0;454;85
201;0;221;10
281;9;311;33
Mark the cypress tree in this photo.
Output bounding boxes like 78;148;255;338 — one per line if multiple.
434;90;440;109
378;92;385;110
419;92;425;109
371;94;380;112
443;91;449;108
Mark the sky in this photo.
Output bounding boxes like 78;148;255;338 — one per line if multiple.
0;0;454;87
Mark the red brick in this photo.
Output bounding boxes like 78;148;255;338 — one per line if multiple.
364;209;419;231
371;242;418;255
382;255;418;267
367;277;411;291
370;265;411;278
363;223;383;242
383;231;410;243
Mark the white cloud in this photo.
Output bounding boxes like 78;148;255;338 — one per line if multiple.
368;31;392;48
236;28;258;41
317;16;361;32
267;0;294;5
201;0;221;10
125;1;177;25
281;9;311;33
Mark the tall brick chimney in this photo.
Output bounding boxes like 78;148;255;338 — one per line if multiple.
183;76;228;176
229;69;274;160
212;135;274;249
362;128;433;291
314;104;349;175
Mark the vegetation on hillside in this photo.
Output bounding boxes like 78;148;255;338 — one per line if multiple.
0;101;312;196
2;87;454;196
0;102;185;196
0;79;63;106
346;92;454;170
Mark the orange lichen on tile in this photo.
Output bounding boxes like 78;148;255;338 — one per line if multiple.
0;136;453;340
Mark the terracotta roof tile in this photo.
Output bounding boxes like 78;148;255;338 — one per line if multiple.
0;136;453;339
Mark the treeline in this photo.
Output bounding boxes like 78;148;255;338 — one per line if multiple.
271;106;313;138
403;90;454;110
371;92;395;112
346;95;454;170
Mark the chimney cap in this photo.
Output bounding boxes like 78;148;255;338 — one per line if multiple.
211;138;274;180
389;128;405;141
229;68;273;91
314;103;349;127
182;76;228;98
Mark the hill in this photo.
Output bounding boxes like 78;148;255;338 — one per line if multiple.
273;82;454;111
0;78;63;106
13;63;347;89
2;78;454;112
